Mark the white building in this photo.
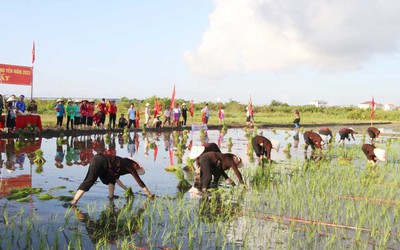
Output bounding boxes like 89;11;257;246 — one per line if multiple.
384;103;396;111
309;100;328;107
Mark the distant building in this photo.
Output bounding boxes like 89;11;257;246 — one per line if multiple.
384;103;396;111
358;101;383;109
309;100;328;107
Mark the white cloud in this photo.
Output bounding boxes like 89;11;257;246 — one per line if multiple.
184;0;400;77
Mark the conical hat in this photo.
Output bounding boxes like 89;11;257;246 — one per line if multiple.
189;146;205;159
373;148;386;162
271;139;280;152
6;96;16;102
235;155;244;168
126;158;145;175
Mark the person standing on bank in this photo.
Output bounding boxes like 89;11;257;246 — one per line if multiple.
66;100;75;130
181;103;188;126
293;110;300;128
108;100;118;129
127;103;137;129
201;103;210;125
16;95;26;115
55;99;65;128
67;154;155;206
367;127;380;144
144;103;151;127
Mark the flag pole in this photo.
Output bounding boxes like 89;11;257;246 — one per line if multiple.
31;41;35;100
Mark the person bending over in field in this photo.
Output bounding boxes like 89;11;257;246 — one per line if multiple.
367;127;380;145
189;146;245;193
338;128;356;145
318;127;334;144
361;144;386;166
303;131;324;151
251;135;280;164
66;153;154;206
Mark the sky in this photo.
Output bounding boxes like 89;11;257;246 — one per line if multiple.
1;0;400;106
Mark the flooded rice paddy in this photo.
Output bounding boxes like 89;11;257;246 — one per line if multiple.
1;125;399;249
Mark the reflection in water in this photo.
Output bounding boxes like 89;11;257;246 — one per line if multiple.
72;197;149;245
0;137;41;197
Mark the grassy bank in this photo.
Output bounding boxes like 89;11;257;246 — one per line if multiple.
28;98;400;128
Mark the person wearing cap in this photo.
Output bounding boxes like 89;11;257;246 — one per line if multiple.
172;103;181;127
251;135;280;164
318;127;334;144
144;103;151;127
181;103;188;126
108;100;118;129
367;127;380;144
190;146;245;193
74;100;82;129
55;99;65;128
16;95;26;115
361;144;386;165
66;100;75;130
87;100;95;127
303;131;324;151
339;128;356;145
67;154;154;206
27;99;38;114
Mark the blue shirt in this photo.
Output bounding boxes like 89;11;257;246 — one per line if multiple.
16;101;26;112
128;108;136;120
56;104;65;117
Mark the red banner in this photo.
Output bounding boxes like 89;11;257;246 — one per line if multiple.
0;64;33;86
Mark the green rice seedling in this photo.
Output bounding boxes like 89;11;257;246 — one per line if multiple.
37;193;54;200
200;128;206;142
48;186;66;191
283;143;292;153
221;124;228;136
33;149;46;165
6;187;42;201
183;157;195;172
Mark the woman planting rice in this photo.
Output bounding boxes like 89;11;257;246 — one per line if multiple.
66;153;154;206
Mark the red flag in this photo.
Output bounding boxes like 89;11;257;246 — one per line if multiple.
153;145;158;161
154;99;159;117
189;100;194;117
170;84;175;109
370;96;375;120
218;102;222;118
32;41;35;64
